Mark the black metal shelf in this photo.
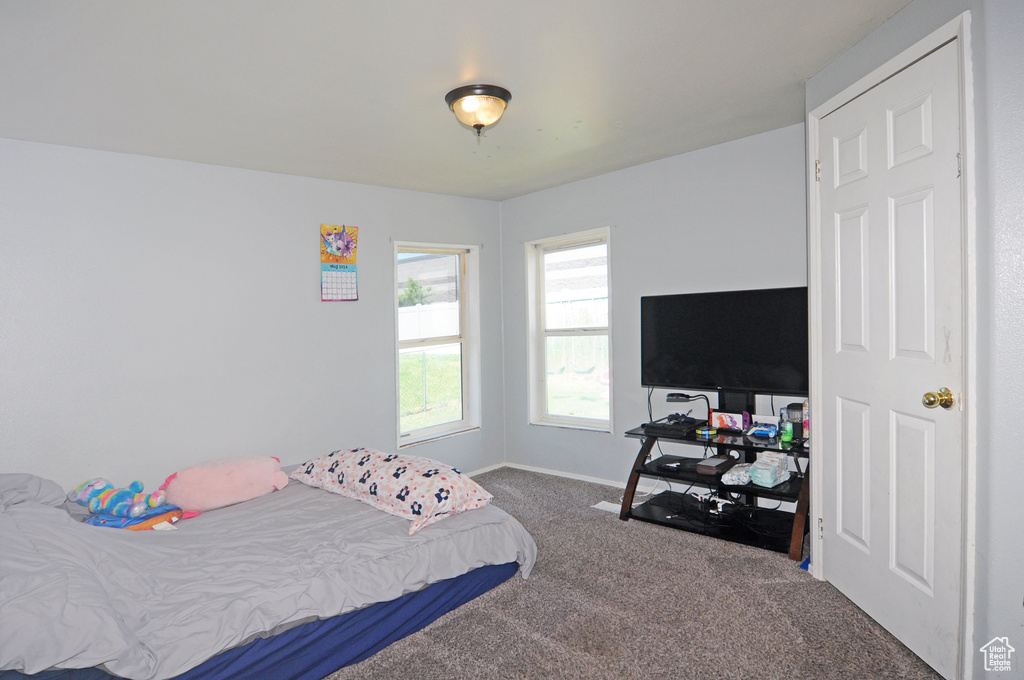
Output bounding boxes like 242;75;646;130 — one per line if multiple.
619;425;811;559
641;455;803;503
625;425;809;458
630;491;794;554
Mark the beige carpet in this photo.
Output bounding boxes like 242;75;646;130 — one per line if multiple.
325;467;940;680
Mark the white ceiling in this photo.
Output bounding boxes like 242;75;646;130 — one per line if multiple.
0;1;910;201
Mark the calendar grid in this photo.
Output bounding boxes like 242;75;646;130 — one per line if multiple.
321;267;358;301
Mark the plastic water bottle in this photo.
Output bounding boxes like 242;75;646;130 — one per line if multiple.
779;408;793;442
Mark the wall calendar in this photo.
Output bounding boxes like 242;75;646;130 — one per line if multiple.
320;224;358;301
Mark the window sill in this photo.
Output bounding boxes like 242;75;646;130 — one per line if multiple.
398;425;480;449
529;419;612;434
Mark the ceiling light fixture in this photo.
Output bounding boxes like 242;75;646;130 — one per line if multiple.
445;84;511;138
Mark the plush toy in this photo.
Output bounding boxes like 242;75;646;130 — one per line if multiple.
68;477;167;518
160;456;289;514
68;478;112;506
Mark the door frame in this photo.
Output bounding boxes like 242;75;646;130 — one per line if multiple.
805;12;978;678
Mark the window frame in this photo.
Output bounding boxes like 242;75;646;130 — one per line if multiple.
525;228;612;432
394;242;481;447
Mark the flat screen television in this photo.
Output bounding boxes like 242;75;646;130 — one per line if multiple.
640;287;809;402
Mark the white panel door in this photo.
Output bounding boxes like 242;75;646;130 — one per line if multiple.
817;40;964;678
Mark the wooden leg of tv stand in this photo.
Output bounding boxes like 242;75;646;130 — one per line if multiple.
620;436;658;521
788;465;810;561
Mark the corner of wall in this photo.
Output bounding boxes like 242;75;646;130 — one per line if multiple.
496;200;510;467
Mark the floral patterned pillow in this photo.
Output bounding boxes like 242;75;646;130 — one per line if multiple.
289;448;492;534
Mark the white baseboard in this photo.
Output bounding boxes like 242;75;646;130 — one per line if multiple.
467;461;662;495
465;462;508;477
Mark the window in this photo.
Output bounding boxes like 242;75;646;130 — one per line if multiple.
395;244;479;446
527;229;611;430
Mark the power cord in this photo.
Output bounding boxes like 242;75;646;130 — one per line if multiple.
645;387;669;459
621;476;665;505
622;476;694;508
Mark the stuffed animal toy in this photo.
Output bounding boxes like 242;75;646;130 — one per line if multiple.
160;456;289;514
68;478;113;506
68;477;167;518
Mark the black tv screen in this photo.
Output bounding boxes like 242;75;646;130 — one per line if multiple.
640;286;809;396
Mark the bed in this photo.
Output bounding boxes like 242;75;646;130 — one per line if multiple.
0;466;537;680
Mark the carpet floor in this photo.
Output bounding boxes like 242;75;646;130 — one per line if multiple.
325;466;940;680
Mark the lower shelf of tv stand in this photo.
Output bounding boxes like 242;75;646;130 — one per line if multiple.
629;491;794;554
643;455;804;502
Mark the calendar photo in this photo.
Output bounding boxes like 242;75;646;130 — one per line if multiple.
321;224;359;301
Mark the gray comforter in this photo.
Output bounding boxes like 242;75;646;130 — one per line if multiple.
0;473;536;680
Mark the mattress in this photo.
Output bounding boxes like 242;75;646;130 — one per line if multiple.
1;561;519;680
0;473;536;680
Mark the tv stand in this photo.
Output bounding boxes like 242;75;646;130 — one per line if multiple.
619;424;810;559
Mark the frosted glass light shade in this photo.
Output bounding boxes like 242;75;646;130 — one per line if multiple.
451;95;506;127
445;84;511;135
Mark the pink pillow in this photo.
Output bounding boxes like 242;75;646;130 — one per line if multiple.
161;456;289;514
290;448;492;534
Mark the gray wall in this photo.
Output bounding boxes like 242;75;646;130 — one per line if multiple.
806;0;1024;674
0;139;505;490
0;124;807;495
499;124;808;485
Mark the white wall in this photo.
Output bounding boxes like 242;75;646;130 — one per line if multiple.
967;1;1024;674
0;139;504;491
807;0;1024;675
498;124;808;485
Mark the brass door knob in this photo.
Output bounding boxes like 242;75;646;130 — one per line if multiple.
922;387;955;410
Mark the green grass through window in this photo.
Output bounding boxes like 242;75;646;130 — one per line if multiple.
399;350;463;432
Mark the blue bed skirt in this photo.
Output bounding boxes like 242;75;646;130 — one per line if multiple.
2;561;519;680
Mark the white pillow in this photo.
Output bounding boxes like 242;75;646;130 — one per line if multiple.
290;448;492;534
